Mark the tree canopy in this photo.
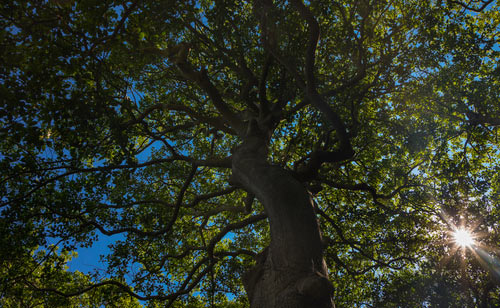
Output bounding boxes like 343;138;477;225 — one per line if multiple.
1;0;500;307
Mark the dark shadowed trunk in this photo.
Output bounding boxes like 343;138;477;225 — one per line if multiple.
232;135;335;308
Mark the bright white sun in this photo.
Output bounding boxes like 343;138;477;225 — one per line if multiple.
454;228;475;247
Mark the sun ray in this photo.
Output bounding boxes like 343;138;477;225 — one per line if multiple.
454;228;475;247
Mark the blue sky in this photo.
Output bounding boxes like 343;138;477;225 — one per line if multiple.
66;232;125;274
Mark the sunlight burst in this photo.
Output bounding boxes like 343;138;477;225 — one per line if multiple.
454;228;475;247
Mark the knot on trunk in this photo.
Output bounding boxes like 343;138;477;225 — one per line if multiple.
242;247;269;302
296;272;334;299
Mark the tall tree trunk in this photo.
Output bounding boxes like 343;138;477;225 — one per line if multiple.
232;135;335;308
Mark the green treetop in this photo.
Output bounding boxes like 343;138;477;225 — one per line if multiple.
1;0;500;307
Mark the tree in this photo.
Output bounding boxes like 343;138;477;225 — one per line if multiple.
1;0;500;307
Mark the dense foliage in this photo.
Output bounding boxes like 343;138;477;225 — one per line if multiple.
1;0;500;307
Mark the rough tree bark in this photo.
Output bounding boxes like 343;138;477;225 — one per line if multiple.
232;133;335;308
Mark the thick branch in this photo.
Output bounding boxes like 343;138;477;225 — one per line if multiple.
252;0;306;89
1;156;231;208
319;178;425;217
320;179;416;200
26;256;213;305
175;62;245;134
154;215;265;275
81;166;197;237
295;149;355;181
259;54;273;111
144;47;245;134
88;1;140;53
290;0;354;159
185;187;238;208
207;213;267;256
125;102;235;134
26;279;171;301
318;208;415;275
467;111;500;126
185;20;260;113
289;0;320;90
449;0;494;12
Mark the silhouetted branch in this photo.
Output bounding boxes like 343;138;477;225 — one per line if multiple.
290;0;354;160
449;0;494;12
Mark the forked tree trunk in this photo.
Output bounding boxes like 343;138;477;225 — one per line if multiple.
232;136;335;308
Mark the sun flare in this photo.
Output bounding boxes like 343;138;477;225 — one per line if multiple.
454;228;475;247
